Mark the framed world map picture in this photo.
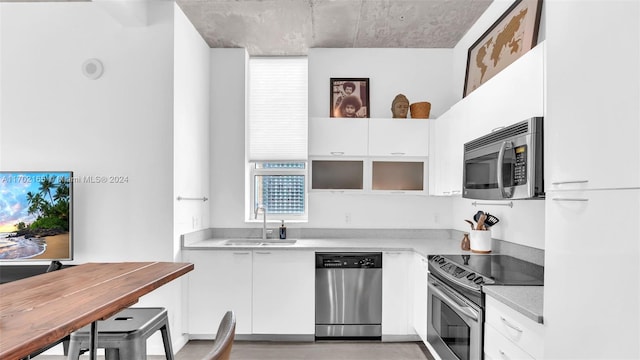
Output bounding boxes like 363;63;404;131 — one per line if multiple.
463;0;543;97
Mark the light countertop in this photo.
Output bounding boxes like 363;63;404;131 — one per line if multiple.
483;285;544;323
182;237;469;259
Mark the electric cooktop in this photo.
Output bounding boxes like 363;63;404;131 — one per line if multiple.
429;254;544;289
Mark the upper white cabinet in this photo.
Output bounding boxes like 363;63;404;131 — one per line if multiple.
430;104;464;196
309;117;429;193
309;117;429;158
368;119;429;157
430;42;545;196
545;2;639;191
308;118;368;156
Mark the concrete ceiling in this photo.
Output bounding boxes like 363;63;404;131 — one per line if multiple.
4;0;493;56
176;0;494;56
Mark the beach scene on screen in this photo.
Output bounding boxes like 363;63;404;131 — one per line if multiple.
0;172;71;260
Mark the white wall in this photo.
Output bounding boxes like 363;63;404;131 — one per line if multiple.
208;48;456;229
172;3;211;351
173;3;211;250
0;1;195;354
308;48;456;119
209;49;249;227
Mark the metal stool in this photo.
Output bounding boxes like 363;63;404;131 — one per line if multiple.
67;307;174;360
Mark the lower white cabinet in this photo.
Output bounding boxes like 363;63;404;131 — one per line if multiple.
184;250;253;336
252;250;315;335
184;249;314;337
484;295;544;359
544;189;640;358
381;251;414;337
411;253;429;342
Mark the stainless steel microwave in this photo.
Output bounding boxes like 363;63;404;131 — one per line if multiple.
463;117;544;200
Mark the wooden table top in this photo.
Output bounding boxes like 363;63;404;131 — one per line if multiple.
0;262;194;360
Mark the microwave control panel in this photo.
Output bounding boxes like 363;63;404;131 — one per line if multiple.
514;145;527;185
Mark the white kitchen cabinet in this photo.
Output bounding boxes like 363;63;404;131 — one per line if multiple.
484;295;544;359
430;104;464;196
429;42;545;197
462;42;545;137
371;160;426;193
368;119;429;157
308;117;368;156
545;1;639;190
252;250;315;335
411;253;429;343
310;159;365;191
544;189;640;359
381;251;414;337
484;323;535;360
183;250;253;337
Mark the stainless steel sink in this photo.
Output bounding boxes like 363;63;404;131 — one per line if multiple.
223;239;297;246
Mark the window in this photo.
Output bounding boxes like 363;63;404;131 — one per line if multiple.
247;57;308;221
250;163;306;220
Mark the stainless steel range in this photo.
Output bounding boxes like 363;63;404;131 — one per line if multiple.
427;254;543;360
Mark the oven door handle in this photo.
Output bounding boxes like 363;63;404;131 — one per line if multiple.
428;281;479;322
497;140;513;199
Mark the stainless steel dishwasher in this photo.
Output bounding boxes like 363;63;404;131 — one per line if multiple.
315;252;382;339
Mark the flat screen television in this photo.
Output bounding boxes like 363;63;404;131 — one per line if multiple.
0;171;73;261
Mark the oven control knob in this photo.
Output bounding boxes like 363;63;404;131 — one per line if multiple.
473;277;484;285
438;258;446;264
466;273;476;281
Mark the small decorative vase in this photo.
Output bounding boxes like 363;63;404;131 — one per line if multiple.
461;233;471;251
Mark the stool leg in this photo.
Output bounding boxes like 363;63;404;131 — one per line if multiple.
66;339;81;360
118;340;146;360
105;348;120;360
160;323;174;360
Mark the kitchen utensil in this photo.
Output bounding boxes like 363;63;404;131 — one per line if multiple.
484;213;500;227
474;211;500;228
476;213;487;230
464;220;475;230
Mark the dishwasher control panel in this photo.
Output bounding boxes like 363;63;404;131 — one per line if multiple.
316;252;382;269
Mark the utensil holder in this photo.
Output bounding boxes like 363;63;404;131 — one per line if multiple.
469;230;492;253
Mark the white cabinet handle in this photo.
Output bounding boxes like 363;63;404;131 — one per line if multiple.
451;190;461;194
232;252;250;255
498;349;511;359
500;316;523;333
390;152;406;156
384;251;402;255
255;251;271;255
330;151;345;156
551;180;588;185
552;198;589;202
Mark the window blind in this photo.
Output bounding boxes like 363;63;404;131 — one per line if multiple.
248;57;308;161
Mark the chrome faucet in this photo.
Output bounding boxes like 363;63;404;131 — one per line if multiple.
254;205;267;240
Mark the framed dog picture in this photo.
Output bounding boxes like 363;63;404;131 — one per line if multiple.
330;78;370;118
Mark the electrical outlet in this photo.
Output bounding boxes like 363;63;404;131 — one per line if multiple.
345;213;351;223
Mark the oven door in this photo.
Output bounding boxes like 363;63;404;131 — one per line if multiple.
463;134;534;200
427;274;483;360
